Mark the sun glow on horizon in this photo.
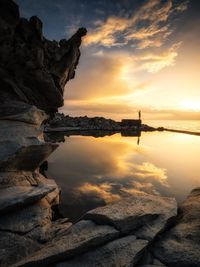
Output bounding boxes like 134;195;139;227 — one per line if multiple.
178;101;200;112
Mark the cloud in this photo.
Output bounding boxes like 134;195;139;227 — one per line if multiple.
64;49;148;101
84;16;129;46
139;42;181;72
84;0;189;49
78;182;121;203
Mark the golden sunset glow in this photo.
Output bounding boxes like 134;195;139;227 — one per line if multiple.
179;101;200;112
58;0;200;121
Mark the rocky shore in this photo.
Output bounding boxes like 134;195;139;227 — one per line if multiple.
0;1;200;267
44;113;159;132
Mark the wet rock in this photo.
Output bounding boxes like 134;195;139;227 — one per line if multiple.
15;220;119;267
56;235;148;267
83;191;177;238
0;183;56;214
152;188;200;267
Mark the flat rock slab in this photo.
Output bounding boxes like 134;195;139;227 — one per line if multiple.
0;184;56;214
0;141;58;172
152;188;200;267
56;235;148;267
83;191;177;238
0;199;51;234
15;220;119;267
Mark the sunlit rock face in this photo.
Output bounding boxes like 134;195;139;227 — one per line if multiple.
0;0;86;114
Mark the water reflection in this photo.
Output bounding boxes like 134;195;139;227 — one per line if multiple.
47;131;200;222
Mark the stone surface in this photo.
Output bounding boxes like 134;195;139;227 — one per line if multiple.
0;119;58;172
15;220;119;267
0;198;52;234
56;235;148;267
0;141;58;172
0;231;41;267
0;171;38;187
0;102;48;125
0;0;86;115
152;188;200;267
0;183;56;214
83;191;177;238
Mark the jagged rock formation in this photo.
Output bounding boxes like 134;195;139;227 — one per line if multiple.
0;0;86;114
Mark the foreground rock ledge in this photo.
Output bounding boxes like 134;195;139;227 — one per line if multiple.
13;192;177;267
152;188;200;267
83;191;177;239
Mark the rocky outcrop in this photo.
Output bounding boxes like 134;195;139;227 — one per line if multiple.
12;192;177;267
83;192;177;239
46;114;122;131
0;0;86;114
0;1;87;266
45;113;157;133
152;188;200;267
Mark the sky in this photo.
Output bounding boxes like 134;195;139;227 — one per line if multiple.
16;0;200;120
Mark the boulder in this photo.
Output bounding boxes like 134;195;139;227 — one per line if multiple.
83;191;177;239
15;220;119;267
152;188;200;267
56;235;148;267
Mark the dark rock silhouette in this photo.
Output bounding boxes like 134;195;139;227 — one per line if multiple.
0;0;86;114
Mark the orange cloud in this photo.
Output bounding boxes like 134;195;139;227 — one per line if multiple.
139;42;181;73
78;182;121;203
84;0;189;49
84;16;129;47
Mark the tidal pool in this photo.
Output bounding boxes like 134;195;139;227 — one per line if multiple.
47;131;200;221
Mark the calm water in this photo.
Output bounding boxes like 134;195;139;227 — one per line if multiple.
147;120;200;132
47;120;200;221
